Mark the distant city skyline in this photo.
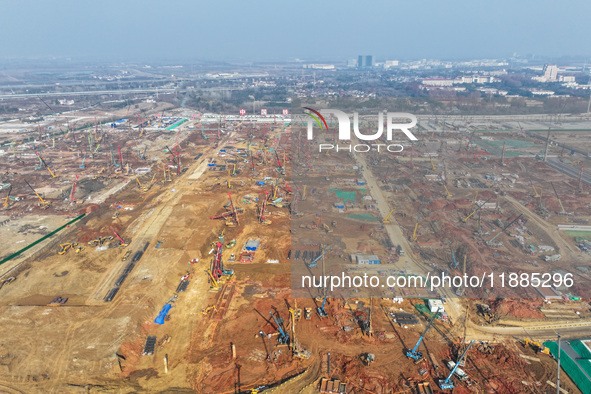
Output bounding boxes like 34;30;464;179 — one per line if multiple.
1;0;590;62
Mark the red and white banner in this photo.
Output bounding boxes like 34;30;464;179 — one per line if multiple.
282;109;289;115
261;109;268;116
239;109;246;115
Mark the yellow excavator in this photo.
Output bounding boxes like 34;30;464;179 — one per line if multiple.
58;243;78;255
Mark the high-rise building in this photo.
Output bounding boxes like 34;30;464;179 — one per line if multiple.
365;55;373;68
357;55;364;68
542;64;558;82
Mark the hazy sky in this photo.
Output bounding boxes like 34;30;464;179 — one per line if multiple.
1;0;590;62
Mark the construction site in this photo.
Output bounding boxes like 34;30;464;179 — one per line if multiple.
0;95;590;394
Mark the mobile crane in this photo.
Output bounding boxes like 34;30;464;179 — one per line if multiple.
307;243;335;268
3;185;12;208
25;180;51;207
382;209;394;224
317;296;328;317
269;311;290;345
35;151;57;178
406;309;441;361
438;340;474;390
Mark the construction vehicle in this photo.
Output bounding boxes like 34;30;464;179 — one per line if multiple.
317;296;328;317
136;177;148;192
112;231;129;247
0;277;15;291
307;244;335;268
258;191;271;225
360;353;375;366
201;305;217;315
79;156;86;169
112;211;119;219
406;309;441;361
438;341;474;390
58;243;78;255
25;180;51;208
269;310;290;345
551;182;571;215
3;185;12;208
35;151;57;178
207;270;221;291
88;236;113;247
449;244;458;269
487;214;523;245
523;338;550;354
382;209;394;224
409;222;419;242
443;184;451;199
289;303;311;359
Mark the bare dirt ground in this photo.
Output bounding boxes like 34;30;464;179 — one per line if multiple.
0;119;586;393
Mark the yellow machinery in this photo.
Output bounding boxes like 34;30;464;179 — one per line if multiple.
207;270;221;291
58;243;77;255
273;185;278;200
135;177;148;191
532;185;539;198
411;222;419;242
0;276;15;291
3;186;12;207
46;166;57;178
523;338;550;355
430;157;436;171
202;305;217;315
444;184;451;199
289;301;311;359
382;209;394;224
473;190;478;204
25;180;51;207
462;208;478;223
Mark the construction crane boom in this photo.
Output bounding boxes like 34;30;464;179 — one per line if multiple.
487;214;523;244
550;182;566;214
439;341;475;390
407;309;441;360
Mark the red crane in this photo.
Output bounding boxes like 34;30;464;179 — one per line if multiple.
211;241;223;279
70;175;79;201
259;191;269;223
113;230;127;246
228;192;238;225
276;152;282;168
284;182;292;194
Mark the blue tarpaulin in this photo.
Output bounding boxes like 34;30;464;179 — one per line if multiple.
154;304;172;325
